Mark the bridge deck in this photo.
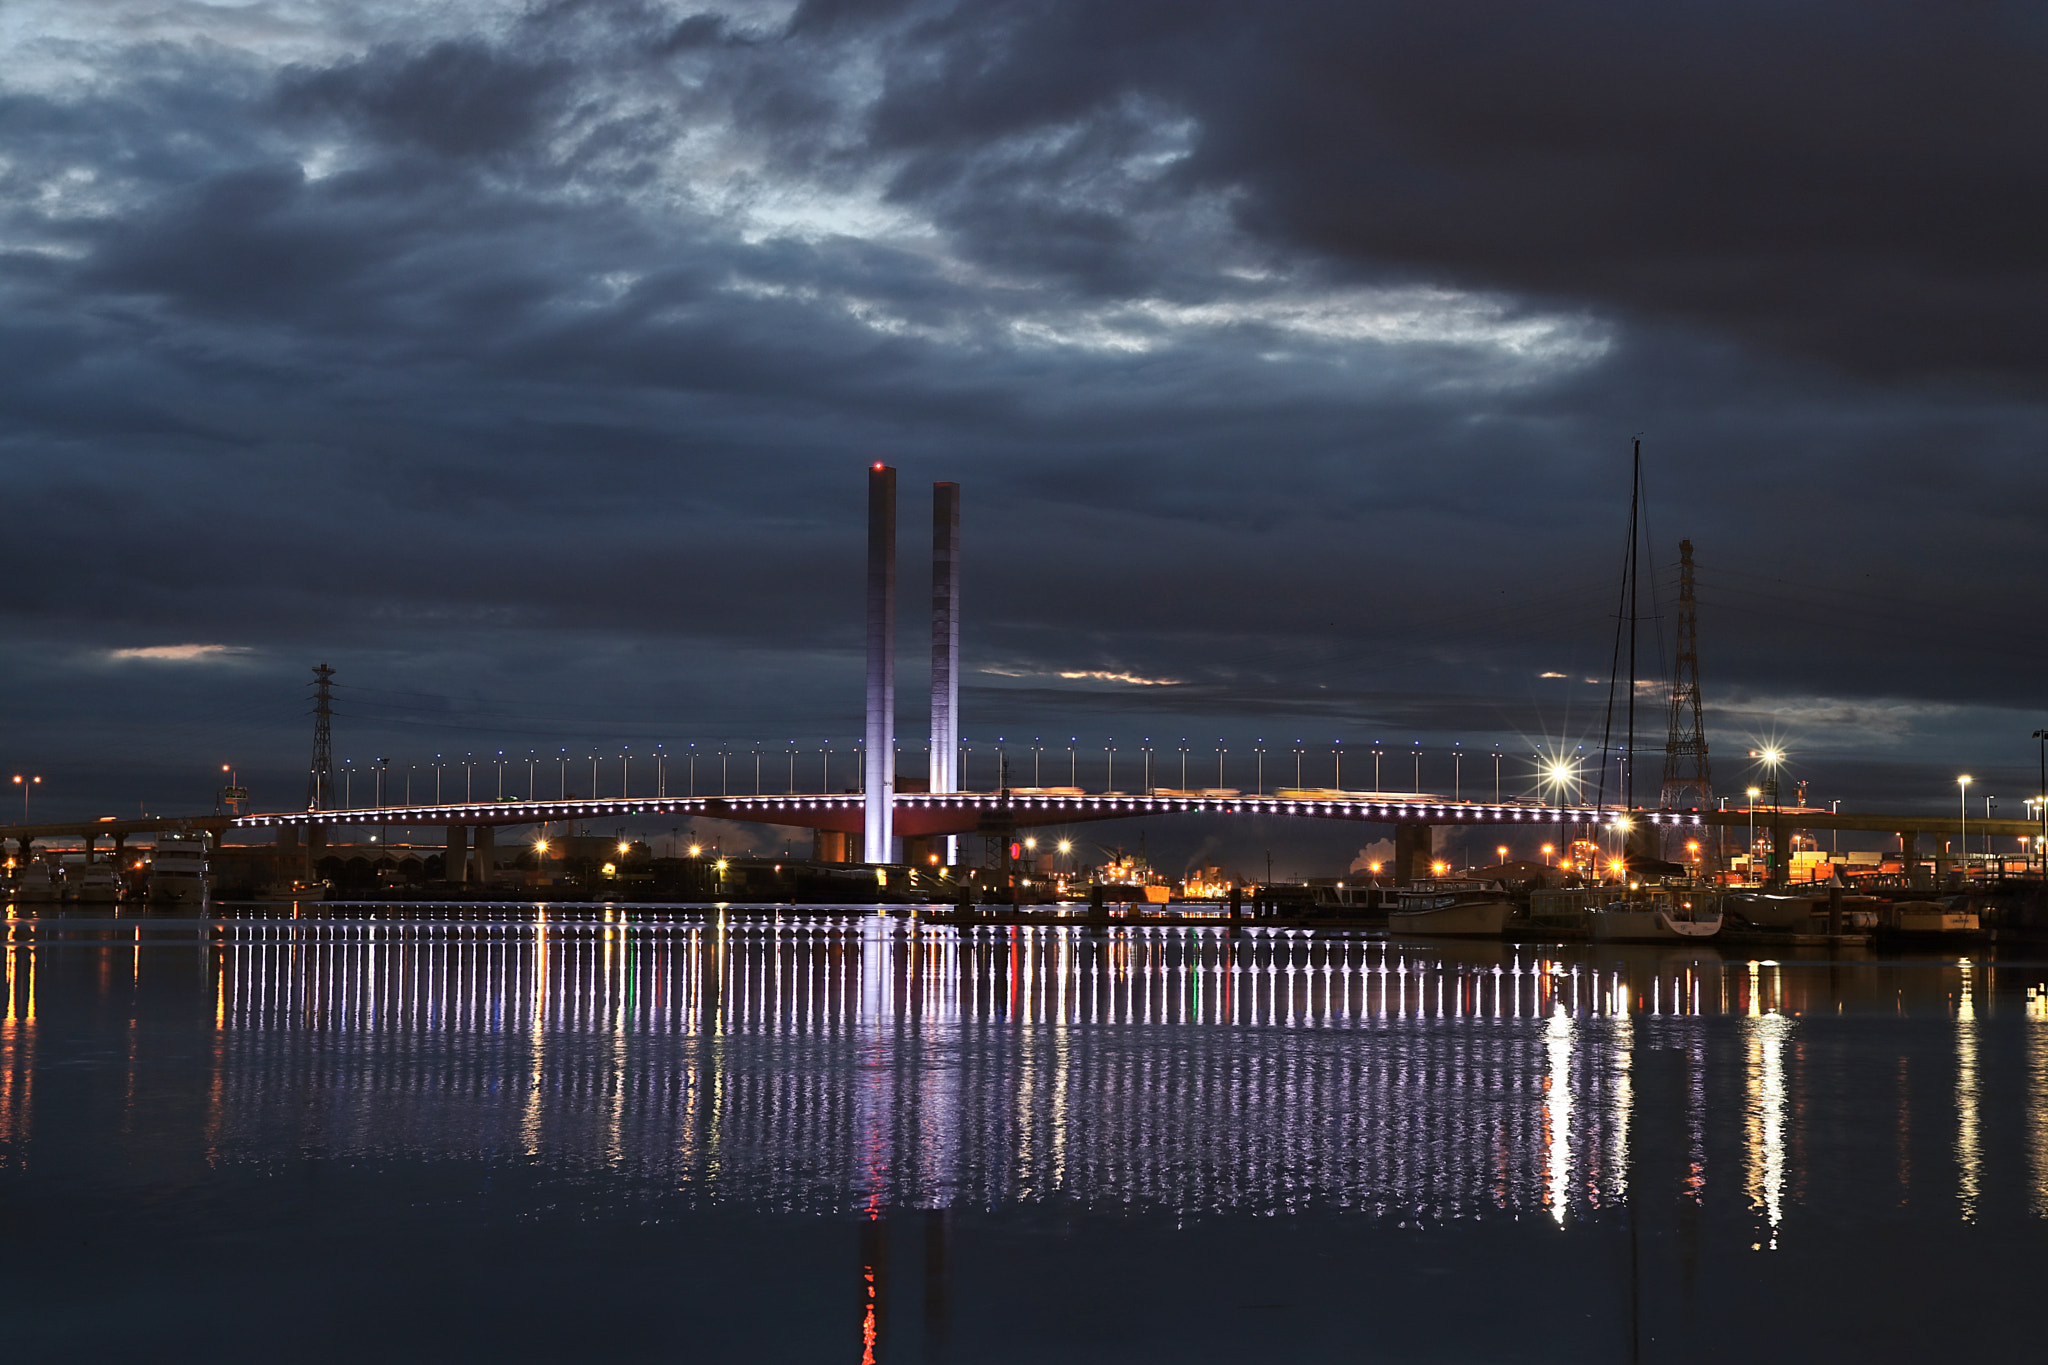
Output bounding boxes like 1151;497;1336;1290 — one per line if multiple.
0;793;2032;843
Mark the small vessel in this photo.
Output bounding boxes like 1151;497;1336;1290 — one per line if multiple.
12;859;62;902
1720;891;1819;930
1875;899;1981;942
1387;880;1512;937
62;854;123;903
147;836;210;904
1588;886;1722;942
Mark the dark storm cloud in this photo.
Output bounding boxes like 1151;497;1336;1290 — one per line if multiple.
852;0;2048;383
276;40;573;160
0;0;2043;824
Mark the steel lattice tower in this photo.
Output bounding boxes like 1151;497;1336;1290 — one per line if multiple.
1659;541;1712;820
306;663;334;813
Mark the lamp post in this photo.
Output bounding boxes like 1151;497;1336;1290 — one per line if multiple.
1746;787;1761;885
1749;749;1783;886
1293;741;1305;790
11;774;39;823
1958;775;1971;883
1254;740;1266;796
1371;742;1382;792
1411;741;1422;794
2034;730;2048;876
1986;794;1997;874
1216;741;1227;790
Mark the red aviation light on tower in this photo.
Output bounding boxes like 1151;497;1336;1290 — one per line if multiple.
872;462;885;470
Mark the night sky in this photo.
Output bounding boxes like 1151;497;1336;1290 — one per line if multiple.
3;2;2044;867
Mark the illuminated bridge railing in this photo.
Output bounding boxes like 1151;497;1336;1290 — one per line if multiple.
233;793;1703;830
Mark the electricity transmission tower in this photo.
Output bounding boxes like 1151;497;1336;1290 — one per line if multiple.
306;663;335;812
1659;541;1712;855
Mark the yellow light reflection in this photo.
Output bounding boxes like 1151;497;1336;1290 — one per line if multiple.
1957;961;1981;1223
1543;1004;1572;1226
2028;984;2048;1217
1744;1007;1790;1249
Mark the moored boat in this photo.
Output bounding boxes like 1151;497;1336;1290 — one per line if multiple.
147;836;210;904
1387;880;1512;937
12;859;62;902
63;854;123;903
1588;887;1722;942
1874;899;1981;943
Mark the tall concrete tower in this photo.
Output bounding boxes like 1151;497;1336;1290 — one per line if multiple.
864;464;897;863
929;482;960;864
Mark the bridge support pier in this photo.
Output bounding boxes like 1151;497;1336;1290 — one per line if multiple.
814;830;852;864
473;825;496;886
1394;823;1434;885
445;825;469;886
273;826;300;887
1900;832;1924;888
1934;838;1953;889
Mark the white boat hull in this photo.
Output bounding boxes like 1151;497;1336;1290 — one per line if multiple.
1590;907;1722;942
1387;901;1511;937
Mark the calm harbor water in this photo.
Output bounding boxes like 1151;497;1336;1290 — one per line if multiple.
4;906;2046;1362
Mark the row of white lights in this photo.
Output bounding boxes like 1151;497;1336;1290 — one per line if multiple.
241;794;1701;827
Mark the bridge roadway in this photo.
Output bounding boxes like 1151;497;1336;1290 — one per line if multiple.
6;793;2045;847
225;790;1702;838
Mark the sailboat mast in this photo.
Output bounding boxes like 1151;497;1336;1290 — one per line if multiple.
1626;438;1640;813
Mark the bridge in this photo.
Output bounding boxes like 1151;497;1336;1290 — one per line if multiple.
2;788;2037;890
3;466;2037;891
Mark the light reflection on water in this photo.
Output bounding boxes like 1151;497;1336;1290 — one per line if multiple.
3;909;2045;1242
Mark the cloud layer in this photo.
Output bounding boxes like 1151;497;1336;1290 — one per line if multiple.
2;1;2043;829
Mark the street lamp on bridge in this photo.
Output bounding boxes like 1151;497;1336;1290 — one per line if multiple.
1958;775;1972;881
11;774;39;823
